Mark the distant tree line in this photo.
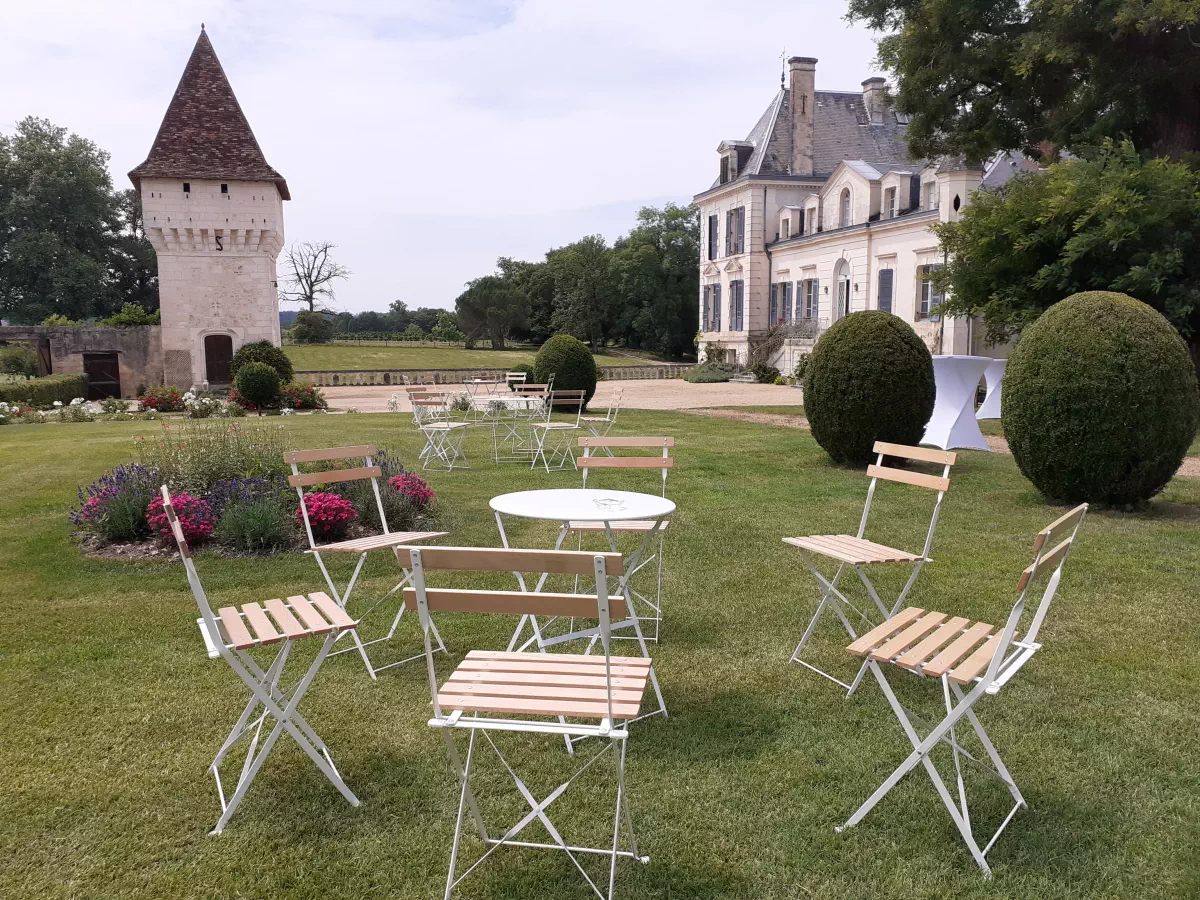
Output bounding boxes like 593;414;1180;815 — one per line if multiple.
454;203;700;358
0;117;158;324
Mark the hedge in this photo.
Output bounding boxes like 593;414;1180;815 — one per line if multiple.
231;340;294;382
1003;291;1200;505
0;374;89;408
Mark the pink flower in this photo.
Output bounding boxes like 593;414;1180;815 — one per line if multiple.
389;474;435;508
298;492;358;539
147;493;214;543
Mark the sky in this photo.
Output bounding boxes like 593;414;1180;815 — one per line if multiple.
0;0;886;313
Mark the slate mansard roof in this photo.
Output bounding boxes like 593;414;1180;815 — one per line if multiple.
711;84;918;188
129;28;289;200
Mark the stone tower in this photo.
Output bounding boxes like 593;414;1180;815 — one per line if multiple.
129;26;288;390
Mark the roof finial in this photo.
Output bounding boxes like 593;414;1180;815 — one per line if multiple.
201;22;205;31
780;47;787;88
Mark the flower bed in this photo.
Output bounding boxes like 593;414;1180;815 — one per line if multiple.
69;427;437;557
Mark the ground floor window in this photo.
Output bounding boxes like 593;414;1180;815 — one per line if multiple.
801;278;819;319
877;268;894;314
712;283;722;331
729;280;744;331
918;264;943;320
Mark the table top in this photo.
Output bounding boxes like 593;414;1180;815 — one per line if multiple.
490;488;675;522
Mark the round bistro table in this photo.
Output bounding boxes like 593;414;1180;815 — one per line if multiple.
489;488;674;719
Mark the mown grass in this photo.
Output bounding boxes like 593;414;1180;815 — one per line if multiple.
284;343;632;372
2;413;1199;898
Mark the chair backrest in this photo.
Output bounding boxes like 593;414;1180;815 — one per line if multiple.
404;547;626;722
159;485;222;646
600;388;624;424
505;371;527;386
547;389;586;426
983;503;1088;690
578;436;674;496
860;442;957;560
284;446;388;548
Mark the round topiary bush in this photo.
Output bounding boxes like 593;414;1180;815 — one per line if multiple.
534;335;599;406
803;311;936;465
1003;291;1199;506
234;361;282;411
231;340;294;382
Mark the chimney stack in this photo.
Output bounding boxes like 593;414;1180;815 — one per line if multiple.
789;57;817;176
862;77;886;125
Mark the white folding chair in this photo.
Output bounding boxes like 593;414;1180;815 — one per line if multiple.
288;446;449;679
785;442;957;695
580;389;624;454
568;437;674;643
407;546;653;900
835;504;1088;877
530;389;586;472
159;485;360;834
505;370;527;389
414;398;470;470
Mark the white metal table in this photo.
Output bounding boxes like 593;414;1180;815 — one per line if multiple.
975;358;1007;420
490;488;673;724
921;355;992;451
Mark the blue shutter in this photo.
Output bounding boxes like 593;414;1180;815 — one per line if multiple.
725;212;732;257
713;283;721;330
702;285;710;330
769;283;778;325
783;282;793;322
877;269;894;313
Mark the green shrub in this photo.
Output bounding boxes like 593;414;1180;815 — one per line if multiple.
534;335;598;406
0;374;88;408
1003;291;1200;505
99;303;159;326
804;311;935;465
135;419;291;493
100;397;130;414
140;385;185;412
507;363;535;390
40;314;80;326
683;362;734;383
213;485;295;552
230;340;294;381
750;362;780;384
401;323;426;341
234;362;282;411
291;311;333;344
0;344;38;378
793;353;810;381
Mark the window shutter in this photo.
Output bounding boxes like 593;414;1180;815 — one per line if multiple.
713;283;721;330
725;212;732;257
769;283;778;325
702;285;710;330
783;282;793;322
877;269;894;313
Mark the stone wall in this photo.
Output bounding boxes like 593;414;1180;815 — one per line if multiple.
0;325;163;398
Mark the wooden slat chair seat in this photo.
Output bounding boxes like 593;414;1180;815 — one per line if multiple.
785;441;957;696
286;445;450;678
568;519;669;533
159;486;360;835
408;545;653;899
836;504;1088;878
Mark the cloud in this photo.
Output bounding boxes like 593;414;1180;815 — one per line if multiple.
0;0;884;311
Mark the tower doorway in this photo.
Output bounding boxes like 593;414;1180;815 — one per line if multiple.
204;334;234;385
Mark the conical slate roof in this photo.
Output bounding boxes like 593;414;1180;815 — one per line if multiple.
129;27;289;199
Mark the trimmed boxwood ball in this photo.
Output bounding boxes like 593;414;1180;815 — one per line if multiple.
803;311;936;465
234;361;282;410
533;334;598;407
1002;291;1199;506
231;340;294;382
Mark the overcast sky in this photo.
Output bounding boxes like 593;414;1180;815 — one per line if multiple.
1;0;885;313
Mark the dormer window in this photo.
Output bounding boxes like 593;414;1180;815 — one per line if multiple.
782;218;790;240
183;182;191;194
924;182;939;210
720;156;730;184
840;188;852;227
885;187;897;219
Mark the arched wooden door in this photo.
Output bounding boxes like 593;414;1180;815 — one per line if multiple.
204;335;234;385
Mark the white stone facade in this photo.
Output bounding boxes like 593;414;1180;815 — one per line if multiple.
141;178;284;389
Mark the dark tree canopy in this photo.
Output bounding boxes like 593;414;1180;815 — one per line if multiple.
454;274;529;350
0;117;156;323
934;141;1200;368
847;0;1200;162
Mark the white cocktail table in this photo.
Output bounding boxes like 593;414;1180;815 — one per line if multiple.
921;355;992;451
490;488;673;724
975;358;1007;420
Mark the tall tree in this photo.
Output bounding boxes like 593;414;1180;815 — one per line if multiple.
847;0;1200;162
109;188;159;313
549;235;616;350
0;117;120;323
935;141;1200;370
279;240;350;312
612;203;700;358
454;274;528;350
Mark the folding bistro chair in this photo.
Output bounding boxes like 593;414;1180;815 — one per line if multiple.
785;442;956;695
835;504;1088;876
531;389;586;472
579;389;623;454
505;370;527;389
568;437;673;642
288;446;449;679
159;486;360;834
407;546;652;900
414;397;471;470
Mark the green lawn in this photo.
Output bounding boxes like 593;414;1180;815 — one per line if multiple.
2;414;1199;898
285;343;634;371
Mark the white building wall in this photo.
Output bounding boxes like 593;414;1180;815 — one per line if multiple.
141;178;285;389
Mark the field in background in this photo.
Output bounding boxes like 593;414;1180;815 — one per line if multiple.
286;343;639;372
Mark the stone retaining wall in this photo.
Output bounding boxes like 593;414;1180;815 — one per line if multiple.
295;364;689;387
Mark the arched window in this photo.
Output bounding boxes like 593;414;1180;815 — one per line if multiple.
840;188;851;227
